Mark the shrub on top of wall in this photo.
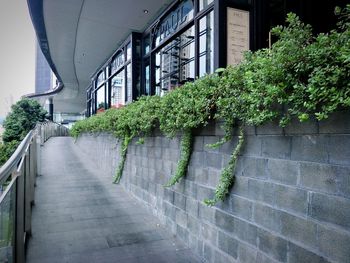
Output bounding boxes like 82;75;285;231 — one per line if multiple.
71;6;350;205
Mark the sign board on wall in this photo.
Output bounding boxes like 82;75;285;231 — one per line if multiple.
226;8;250;65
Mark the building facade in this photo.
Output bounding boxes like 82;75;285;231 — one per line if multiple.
86;0;344;116
35;41;54;94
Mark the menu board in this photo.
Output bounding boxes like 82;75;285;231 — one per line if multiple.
226;8;250;65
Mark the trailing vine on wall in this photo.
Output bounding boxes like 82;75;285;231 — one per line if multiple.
113;134;132;183
70;7;350;205
165;129;193;187
204;127;245;206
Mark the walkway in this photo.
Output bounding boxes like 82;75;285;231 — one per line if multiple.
27;137;201;263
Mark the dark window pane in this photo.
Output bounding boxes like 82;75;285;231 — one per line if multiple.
97;70;105;86
144;35;150;55
87;87;91;99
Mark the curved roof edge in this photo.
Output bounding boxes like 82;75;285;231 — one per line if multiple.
26;0;62;84
25;82;64;99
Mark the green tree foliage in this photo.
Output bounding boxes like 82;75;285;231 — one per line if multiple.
70;6;350;205
3;98;46;142
0;98;46;166
0;140;19;165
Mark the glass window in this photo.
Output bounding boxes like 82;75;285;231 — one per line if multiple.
179;27;195;82
154;0;194;48
155;26;195;96
134;38;142;98
126;43;132;61
199;0;213;11
161;39;180;93
126;64;132;103
87;88;92;116
111;70;125;108
87;88;91;100
144;59;151;95
86;100;91;116
180;60;195;82
105;80;110;108
155;52;161;96
111;51;124;74
97;70;105;86
144;35;150;54
96;85;105;112
199;11;214;77
91;92;96;114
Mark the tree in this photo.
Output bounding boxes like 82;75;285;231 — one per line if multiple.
2;98;47;143
0;141;19;165
0;98;46;166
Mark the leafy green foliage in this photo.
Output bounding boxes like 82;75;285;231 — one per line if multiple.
113;135;132;183
0;98;46;166
70;95;162;139
158;75;219;137
71;7;350;205
3;98;46;142
165;129;193;187
0;140;19;166
204;127;244;206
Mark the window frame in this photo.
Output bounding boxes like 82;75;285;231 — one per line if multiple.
88;33;141;115
141;0;216;96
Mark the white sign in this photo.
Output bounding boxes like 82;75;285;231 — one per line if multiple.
227;8;250;65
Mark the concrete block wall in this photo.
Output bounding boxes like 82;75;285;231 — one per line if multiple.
76;111;350;263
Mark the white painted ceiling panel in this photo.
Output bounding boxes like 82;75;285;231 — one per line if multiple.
40;0;174;113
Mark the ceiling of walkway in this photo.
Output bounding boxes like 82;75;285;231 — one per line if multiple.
28;0;173;113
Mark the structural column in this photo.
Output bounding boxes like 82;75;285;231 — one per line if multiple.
48;97;53;121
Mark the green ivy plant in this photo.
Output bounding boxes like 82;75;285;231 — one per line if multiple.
71;6;350;205
113;134;132;183
165;129;193;187
204;127;245;206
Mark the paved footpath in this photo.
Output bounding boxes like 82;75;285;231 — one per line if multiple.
27;137;202;263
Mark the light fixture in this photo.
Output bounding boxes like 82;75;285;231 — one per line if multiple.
143;9;149;14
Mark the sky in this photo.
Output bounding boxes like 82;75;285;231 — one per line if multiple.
0;0;36;118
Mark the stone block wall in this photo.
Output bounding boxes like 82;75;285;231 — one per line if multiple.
75;111;350;263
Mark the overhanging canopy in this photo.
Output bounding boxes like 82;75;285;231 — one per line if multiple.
27;0;174;113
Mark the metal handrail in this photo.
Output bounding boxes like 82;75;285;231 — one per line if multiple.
0;131;33;185
0;121;69;263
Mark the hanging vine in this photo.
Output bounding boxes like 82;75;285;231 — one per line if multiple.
165;129;193;187
113;134;132;183
204;127;245;206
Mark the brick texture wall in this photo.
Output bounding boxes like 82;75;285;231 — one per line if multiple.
76;111;350;263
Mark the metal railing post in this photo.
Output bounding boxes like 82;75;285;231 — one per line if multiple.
24;147;32;237
40;125;44;146
15;166;25;263
36;133;41;179
30;137;36;204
